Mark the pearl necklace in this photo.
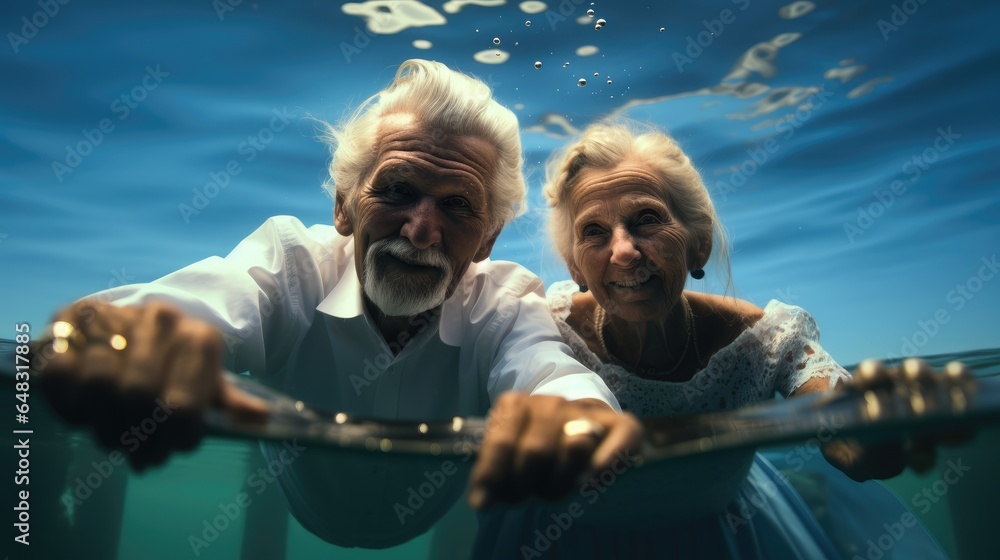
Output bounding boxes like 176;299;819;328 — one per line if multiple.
594;295;703;376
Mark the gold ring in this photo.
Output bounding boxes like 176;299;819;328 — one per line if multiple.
563;418;607;440
41;321;87;354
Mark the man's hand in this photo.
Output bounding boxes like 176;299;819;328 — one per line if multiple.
468;393;642;509
823;359;976;481
33;298;269;470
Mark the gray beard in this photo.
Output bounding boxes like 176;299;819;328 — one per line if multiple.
363;238;452;317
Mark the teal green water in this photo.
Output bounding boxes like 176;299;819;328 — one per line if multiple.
5;347;997;559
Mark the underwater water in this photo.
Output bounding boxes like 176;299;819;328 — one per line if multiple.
1;0;998;558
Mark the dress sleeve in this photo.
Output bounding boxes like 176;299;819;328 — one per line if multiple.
86;216;320;379
761;301;852;397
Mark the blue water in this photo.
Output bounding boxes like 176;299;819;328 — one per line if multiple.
2;0;998;365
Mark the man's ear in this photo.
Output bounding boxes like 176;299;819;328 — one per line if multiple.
334;191;353;236
473;228;502;262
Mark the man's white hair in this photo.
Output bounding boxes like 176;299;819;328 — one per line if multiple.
321;59;526;230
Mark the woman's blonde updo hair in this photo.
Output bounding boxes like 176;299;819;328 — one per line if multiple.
320;59;526;230
543;120;729;282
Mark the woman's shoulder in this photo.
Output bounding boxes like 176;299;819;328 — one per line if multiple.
689;292;764;330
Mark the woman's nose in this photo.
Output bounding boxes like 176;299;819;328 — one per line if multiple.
609;227;641;267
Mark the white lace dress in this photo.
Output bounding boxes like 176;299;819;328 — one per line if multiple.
472;281;946;559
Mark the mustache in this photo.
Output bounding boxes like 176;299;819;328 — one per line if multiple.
371;238;451;271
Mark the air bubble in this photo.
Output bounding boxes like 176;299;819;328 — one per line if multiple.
607;79;612;84
593;72;598;76
534;61;542;69
493;37;500;45
578;78;587;87
659;27;665;32
587;9;594;17
525;21;531;27
595;18;606;30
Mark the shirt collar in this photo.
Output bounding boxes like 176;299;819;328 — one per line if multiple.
316;248;366;319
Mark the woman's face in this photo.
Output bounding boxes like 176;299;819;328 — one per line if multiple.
568;160;700;322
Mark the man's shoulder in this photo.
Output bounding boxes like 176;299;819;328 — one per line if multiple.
462;259;542;296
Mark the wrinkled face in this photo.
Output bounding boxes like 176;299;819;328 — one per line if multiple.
335;114;500;317
569;160;703;322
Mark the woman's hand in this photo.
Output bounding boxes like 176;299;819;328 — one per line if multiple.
32;298;269;470
468;393;643;509
822;359;976;481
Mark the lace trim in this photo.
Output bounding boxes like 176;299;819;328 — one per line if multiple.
545;280;851;417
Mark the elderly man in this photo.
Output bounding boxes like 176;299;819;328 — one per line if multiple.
35;59;641;548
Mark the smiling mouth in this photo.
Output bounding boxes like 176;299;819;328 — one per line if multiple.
385;254;440;272
610;276;654;289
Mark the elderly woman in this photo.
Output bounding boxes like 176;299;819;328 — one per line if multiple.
473;121;947;559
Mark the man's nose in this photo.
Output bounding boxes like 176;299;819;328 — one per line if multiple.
399;198;443;249
609;227;641;267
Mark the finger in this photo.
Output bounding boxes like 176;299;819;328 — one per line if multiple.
591;412;643;475
158;321;222;453
851;360;894;392
76;308;131;443
218;380;271;422
509;396;564;501
35;304;100;424
544;419;602;501
469;393;529;510
121;303;182;400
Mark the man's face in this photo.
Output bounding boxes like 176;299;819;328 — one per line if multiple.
335;114;501;317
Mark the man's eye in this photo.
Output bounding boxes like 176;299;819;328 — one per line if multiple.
582;226;605;237
444;197;469;208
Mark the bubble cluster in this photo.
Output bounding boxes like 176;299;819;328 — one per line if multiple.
595;18;606;30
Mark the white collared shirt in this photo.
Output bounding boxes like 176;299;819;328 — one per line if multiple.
99;215;618;547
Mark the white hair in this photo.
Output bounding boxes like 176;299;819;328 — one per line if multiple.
543;120;731;283
320;59;526;230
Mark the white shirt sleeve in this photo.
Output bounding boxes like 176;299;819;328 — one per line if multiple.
88;216;324;379
482;266;622;412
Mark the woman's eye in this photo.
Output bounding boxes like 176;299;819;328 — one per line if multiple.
582;226;605;237
636;213;661;225
444;197;469;208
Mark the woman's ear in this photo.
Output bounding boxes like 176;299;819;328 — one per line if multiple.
690;233;713;271
334;191;353;236
568;259;586;286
